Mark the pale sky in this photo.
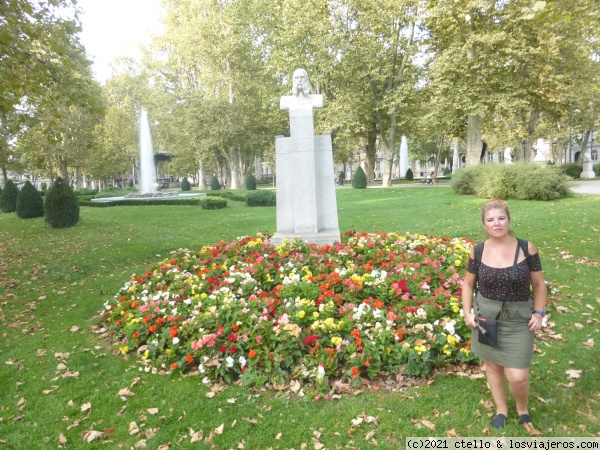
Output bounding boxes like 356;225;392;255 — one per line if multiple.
76;0;164;84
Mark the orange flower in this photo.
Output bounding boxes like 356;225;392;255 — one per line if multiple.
351;367;360;378
185;355;194;364
132;331;139;338
248;349;257;359
148;325;157;333
232;323;239;332
131;301;139;308
171;363;178;370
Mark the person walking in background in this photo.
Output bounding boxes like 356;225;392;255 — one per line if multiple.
461;199;547;430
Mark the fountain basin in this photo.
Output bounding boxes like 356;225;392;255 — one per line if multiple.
90;192;207;202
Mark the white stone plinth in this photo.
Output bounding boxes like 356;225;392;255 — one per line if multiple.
580;160;596;179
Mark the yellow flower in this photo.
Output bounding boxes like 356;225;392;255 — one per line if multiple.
119;345;129;354
460;347;471;356
337;320;345;329
297;310;306;319
331;336;342;346
200;293;207;299
447;335;459;346
455;259;462;267
386;347;391;355
313;312;319;319
324;317;335;328
141;349;150;360
128;285;136;293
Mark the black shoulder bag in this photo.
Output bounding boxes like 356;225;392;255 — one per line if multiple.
474;242;521;348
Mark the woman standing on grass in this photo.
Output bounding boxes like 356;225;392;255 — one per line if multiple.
461;199;547;430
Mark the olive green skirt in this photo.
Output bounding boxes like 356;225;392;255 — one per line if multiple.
471;293;535;369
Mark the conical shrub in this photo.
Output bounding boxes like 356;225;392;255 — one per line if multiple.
245;172;256;190
0;179;18;213
405;168;414;181
45;177;80;228
352;166;367;189
181;177;191;191
16;181;44;219
210;176;221;190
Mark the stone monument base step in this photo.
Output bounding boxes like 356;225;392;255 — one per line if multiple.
270;229;341;247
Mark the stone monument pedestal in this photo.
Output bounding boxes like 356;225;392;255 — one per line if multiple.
580;160;596;179
270;69;341;247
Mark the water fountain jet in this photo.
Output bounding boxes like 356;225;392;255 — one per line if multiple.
139;108;157;194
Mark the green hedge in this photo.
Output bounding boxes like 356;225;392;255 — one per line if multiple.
80;197;227;209
211;192;246;202
565;163;583;178
245;190;276;206
451;162;572;200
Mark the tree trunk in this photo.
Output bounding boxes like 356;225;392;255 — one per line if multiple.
579;130;590;161
365;124;377;184
517;110;540;161
198;158;207;189
229;147;243;189
466;114;483;166
75;166;82;189
433;134;445;182
452;137;460;173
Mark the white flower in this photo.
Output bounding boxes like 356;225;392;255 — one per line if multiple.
444;321;456;336
317;365;325;381
226;356;234;368
238;356;247;367
202;376;210;384
172;337;180;345
198;364;205;374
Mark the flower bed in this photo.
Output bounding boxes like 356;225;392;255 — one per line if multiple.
102;231;477;393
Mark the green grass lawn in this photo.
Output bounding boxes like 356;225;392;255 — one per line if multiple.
1;187;598;448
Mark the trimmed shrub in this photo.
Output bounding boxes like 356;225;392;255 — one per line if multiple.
80;199;205;207
514;164;572;200
565;163;583;179
16;181;44;218
246;190;276;206
210;176;221;190
0;180;19;213
45;177;80;228
443;167;451;176
213;192;246;202
245;172;256;190
352;166;367;189
593;163;600;176
180;177;191;191
405;168;414;181
339;171;346;181
452;163;572;200
199;196;227;210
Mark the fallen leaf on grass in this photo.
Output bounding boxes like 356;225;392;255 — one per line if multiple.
214;423;224;435
134;439;147;448
446;429;460;437
81;430;104;443
81;402;91;412
523;422;542;435
566;369;582;379
205;392;216;398
147;408;159;415
55;352;70;359
129;421;140;435
275;432;282;439
37;349;47;356
558;382;575;388
145;428;159;439
237;439;245;448
365;430;376;440
70;326;79;332
581;339;594;348
421;420;436;431
242;417;259;424
351;417;364;426
118;388;135;398
189;428;204;443
58;433;67;446
227;398;236;404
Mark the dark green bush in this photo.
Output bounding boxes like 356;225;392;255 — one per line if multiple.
245;172;256;190
45;177;80;228
339;171;346;181
593;163;600;176
16;181;44;219
565;163;583;178
210;176;221;190
181;177;191;191
0;180;19;213
352;166;367;189
41;182;47;191
246;190;276;206
405;168;414;181
443;167;451;176
452;163;572;200
212;192;246;202
199;196;227;210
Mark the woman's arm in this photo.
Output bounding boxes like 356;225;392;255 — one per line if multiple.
528;241;547;330
461;251;478;328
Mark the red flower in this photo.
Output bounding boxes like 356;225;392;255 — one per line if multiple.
156;317;166;325
219;345;227;353
171;363;178;370
228;333;238;343
230;345;238;354
148;325;157;333
351;367;360;378
132;331;139;338
364;361;371;367
232;323;239;332
302;335;321;346
170;326;178;338
185;355;194;364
